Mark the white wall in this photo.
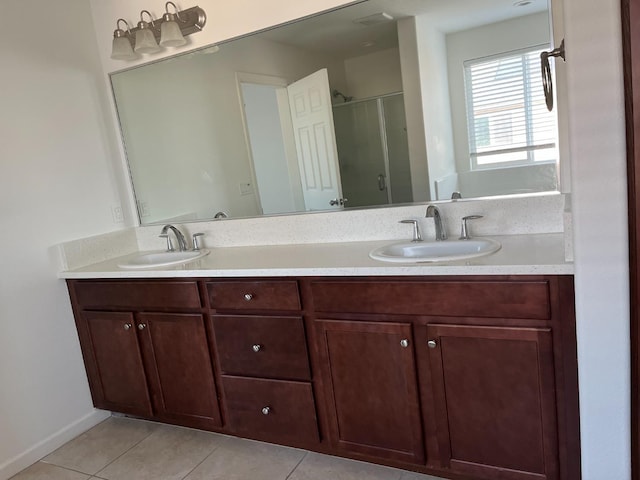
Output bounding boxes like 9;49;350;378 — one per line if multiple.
413;15;457;199
343;48;403;100
563;0;631;478
397;17;431;202
0;0;123;477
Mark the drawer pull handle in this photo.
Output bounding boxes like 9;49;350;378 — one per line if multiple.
400;339;409;348
427;340;437;349
138;323;146;330
261;406;271;415
252;344;262;353
123;323;132;331
244;293;254;301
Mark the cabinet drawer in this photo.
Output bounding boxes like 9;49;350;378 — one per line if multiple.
73;280;201;310
212;315;310;380
221;376;319;445
207;281;300;311
310;279;551;320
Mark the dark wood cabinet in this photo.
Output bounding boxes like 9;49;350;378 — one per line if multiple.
427;324;559;480
315;320;425;464
67;275;579;480
82;311;152;417
137;313;221;429
69;280;221;429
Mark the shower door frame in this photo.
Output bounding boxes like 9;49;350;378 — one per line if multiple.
333;91;405;205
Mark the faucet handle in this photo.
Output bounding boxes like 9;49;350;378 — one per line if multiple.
159;233;174;252
460;215;483;240
399;219;423;242
192;233;205;251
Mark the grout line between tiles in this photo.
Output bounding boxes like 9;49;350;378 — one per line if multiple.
29;463;96;479
178;438;223;480
93;416;159;478
285;450;309;480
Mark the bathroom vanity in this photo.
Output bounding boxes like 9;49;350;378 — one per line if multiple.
63;238;579;480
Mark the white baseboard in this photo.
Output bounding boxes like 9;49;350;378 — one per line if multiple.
0;409;111;480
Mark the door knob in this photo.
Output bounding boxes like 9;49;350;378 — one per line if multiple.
123;323;132;330
400;339;409;348
261;406;271;415
427;340;437;349
244;293;253;301
252;344;262;352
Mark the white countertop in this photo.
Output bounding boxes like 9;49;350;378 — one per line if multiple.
58;233;573;279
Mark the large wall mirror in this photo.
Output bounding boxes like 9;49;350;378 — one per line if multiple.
111;0;557;225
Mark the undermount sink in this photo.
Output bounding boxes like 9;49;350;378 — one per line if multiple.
117;250;210;269
369;238;501;263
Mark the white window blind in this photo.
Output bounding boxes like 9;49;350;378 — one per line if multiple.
464;45;558;169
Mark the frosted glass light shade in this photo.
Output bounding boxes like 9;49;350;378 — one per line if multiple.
111;36;137;60
135;28;161;53
160;20;187;47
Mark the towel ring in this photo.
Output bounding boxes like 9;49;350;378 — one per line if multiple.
541;39;566;112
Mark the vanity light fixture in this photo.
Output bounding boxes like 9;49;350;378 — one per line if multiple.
160;2;187;47
135;10;162;53
111;19;138;60
110;3;206;60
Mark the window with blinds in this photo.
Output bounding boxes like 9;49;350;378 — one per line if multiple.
464;45;558;169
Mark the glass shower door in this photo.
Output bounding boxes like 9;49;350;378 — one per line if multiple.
382;94;413;204
333;99;389;208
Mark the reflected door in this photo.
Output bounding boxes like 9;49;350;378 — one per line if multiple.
287;69;344;211
333;99;389;208
240;82;300;215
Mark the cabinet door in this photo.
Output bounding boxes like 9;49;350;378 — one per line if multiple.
137;313;222;429
83;311;152;417
427;324;559;480
316;320;424;464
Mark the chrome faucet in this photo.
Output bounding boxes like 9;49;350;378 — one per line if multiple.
425;205;447;241
159;224;188;252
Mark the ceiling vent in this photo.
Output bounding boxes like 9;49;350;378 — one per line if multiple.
353;12;394;26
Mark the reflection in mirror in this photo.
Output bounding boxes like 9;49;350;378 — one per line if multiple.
111;0;557;225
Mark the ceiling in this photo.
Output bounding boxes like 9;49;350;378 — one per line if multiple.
252;0;549;60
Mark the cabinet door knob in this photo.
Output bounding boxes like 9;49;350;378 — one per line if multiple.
427;340;437;349
261;406;271;415
124;323;132;330
138;323;147;330
244;293;253;301
400;339;410;348
252;344;262;352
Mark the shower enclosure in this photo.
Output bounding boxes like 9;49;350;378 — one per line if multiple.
332;93;413;208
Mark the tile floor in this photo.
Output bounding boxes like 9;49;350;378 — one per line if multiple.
11;416;446;480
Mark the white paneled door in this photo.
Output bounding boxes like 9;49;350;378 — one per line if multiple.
287;69;344;211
